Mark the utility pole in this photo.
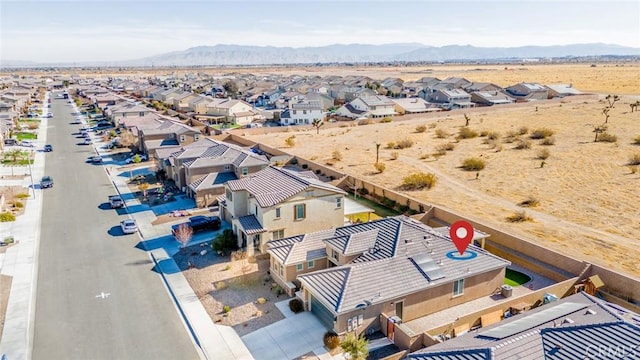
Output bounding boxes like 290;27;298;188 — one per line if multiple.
375;143;381;164
28;150;35;199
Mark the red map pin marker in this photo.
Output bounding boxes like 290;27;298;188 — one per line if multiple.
450;220;474;255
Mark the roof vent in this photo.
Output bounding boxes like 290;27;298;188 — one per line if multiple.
585;309;596;315
562;318;574;324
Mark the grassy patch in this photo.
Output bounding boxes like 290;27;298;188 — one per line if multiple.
504;268;531;286
16;132;37;140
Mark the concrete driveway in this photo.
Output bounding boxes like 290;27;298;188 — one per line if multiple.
242;311;329;360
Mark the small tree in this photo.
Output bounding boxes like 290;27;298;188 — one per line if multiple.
138;182;150;199
223;80;238;98
373;162;386;173
312;118;324;134
174;223;193;250
340;332;369;360
464;113;471;126
593;124;608;142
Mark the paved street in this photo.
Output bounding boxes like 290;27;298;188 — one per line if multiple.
31;95;200;359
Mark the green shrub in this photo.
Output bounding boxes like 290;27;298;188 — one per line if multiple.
212;230;239;253
395;138;414;149
15;193;30;199
0;212;16;222
628;153;640;165
540;136;556;146
633;135;640;145
323;331;340;350
401;172;437;190
435;142;455;155
458;127;478;139
3;236;14;244
223;305;231;313
503;130;518;143
390;151;399;160
518;126;529;135
598;132;618;143
12;201;24;208
462;157;486;171
435;128;449;139
415;125;427;133
289;298;304;314
530;128;555;139
332;150;342;161
487;131;501;140
380;117;393;123
385;142;395;149
374;162;386;173
285;135;296;147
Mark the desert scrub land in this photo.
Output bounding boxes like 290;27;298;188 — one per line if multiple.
245;94;640;275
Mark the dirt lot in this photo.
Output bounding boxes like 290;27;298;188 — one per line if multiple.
245;94;640;276
175;249;286;336
0;185;30;218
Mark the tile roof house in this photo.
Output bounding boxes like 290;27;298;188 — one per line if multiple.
279;99;324;126
291;216;508;334
392;98;442;114
137;120;202;158
407;292;640;360
429;89;475;109
219;166;346;255
104;102;155;123
505;83;549;101
545;84;583;98
205;98;257;126
470;91;515;107
342;95;397;118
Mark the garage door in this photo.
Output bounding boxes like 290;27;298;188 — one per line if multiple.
310;296;335;330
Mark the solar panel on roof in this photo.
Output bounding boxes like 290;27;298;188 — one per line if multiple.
411;253;445;281
479;302;588;340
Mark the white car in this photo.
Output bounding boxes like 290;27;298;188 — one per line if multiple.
120;219;138;234
20;140;35;147
124;154;148;164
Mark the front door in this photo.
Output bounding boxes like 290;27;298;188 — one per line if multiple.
253;234;261;252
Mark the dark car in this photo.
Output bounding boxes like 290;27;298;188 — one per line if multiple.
171;215;221;236
41;176;54;188
89;155;103;164
44;144;53;152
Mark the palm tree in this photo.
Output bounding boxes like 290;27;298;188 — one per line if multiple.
340;332;368;360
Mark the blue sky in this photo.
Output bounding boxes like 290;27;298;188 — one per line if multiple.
1;0;639;62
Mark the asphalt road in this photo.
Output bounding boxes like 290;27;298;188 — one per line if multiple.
32;94;199;359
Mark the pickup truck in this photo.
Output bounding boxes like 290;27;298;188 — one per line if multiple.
171;215;221;236
109;195;124;209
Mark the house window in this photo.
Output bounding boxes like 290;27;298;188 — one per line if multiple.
242;167;248;176
332;249;339;260
224;164;230;171
305;190;314;198
254;205;258;215
293;110;297;115
272;229;284;240
294;204;306;220
296;264;303;272
225;188;233;201
303;110;307;115
275;207;281;219
194;134;200;140
180;135;186;142
336;197;342;209
139;112;145;116
453;279;465;297
307;260;315;269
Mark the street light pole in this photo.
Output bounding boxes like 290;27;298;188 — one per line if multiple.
28;150;35;199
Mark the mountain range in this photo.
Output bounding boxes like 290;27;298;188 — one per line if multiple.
3;43;639;68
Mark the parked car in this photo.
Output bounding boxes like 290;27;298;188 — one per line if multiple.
171;215;221;236
20;140;35;147
41;175;54;188
44;144;53;152
4;138;17;146
120;219;138;234
84;137;92;145
124;154;148;164
88;155;103;163
109;195;124;208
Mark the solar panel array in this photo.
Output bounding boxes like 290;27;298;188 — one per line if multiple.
412;253;446;281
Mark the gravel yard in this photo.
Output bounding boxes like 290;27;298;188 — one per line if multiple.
174;247;286;337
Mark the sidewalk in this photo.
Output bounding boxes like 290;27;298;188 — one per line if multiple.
0;93;49;359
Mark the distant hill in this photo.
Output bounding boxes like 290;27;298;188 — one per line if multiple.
2;43;639;68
